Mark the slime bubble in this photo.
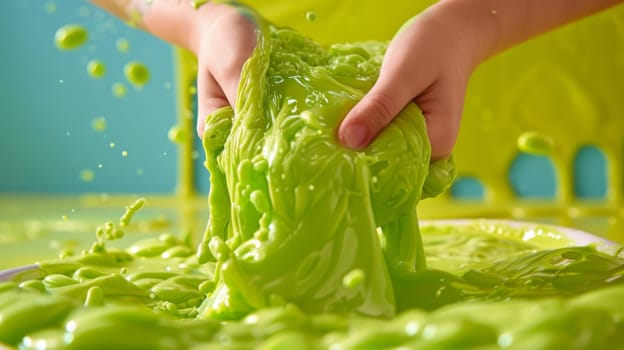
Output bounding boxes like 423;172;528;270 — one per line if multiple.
54;24;88;50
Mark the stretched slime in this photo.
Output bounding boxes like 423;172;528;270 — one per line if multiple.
2;7;624;350
195;10;454;319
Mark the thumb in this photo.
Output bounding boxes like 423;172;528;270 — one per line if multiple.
338;66;421;150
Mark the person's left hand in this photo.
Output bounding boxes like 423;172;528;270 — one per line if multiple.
192;3;257;137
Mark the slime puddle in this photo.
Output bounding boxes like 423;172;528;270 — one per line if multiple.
2;6;624;350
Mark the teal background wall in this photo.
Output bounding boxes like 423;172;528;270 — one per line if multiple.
0;0;186;193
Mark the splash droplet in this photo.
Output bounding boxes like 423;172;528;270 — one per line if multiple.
168;126;187;144
116;38;130;53
55;24;88;50
517;131;554;155
112;82;127;97
124;61;150;87
342;269;364;288
91;116;107;132
87;60;106;78
45;1;56;13
80;169;95;182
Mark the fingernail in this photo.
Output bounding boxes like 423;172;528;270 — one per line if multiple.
342;123;369;149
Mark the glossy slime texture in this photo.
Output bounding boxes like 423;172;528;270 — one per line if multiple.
1;220;624;349
196;13;455;319
87;60;106;79
54;24;88;50
124;61;150;87
2;7;624;350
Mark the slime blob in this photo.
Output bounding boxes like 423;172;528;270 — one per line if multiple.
54;24;88;50
124;61;150;87
517;131;554;155
91;116;106;132
87;60;106;78
79;169;94;182
116;38;130;53
112;82;127;97
45;1;56;14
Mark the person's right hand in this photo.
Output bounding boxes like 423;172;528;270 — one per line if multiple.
191;3;257;137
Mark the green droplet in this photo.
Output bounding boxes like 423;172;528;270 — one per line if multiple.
116;38;130;53
87;60;106;78
91;116;107;132
45;1;57;13
55;24;89;50
124;61;150;87
342;269;365;288
112;82;127;97
305;11;317;22
517;131;554;155
168;126;188;144
80;169;95;182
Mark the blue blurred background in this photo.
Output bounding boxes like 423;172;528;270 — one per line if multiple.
0;0;210;194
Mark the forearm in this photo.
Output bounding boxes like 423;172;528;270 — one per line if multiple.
434;0;623;63
90;0;218;53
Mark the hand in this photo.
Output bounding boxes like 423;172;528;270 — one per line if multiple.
337;3;486;160
192;4;257;136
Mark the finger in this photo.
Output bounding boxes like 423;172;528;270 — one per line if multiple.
417;78;465;160
205;10;257;108
338;32;432;150
196;71;229;137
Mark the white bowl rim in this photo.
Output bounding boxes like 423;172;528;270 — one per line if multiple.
420;218;620;253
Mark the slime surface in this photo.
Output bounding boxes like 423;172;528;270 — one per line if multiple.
2;6;624;350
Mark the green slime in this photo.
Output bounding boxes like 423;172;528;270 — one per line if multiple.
2;9;624;350
2;223;624;349
196;10;455;319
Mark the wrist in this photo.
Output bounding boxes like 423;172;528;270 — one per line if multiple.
137;1;219;54
427;0;501;66
187;2;221;55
